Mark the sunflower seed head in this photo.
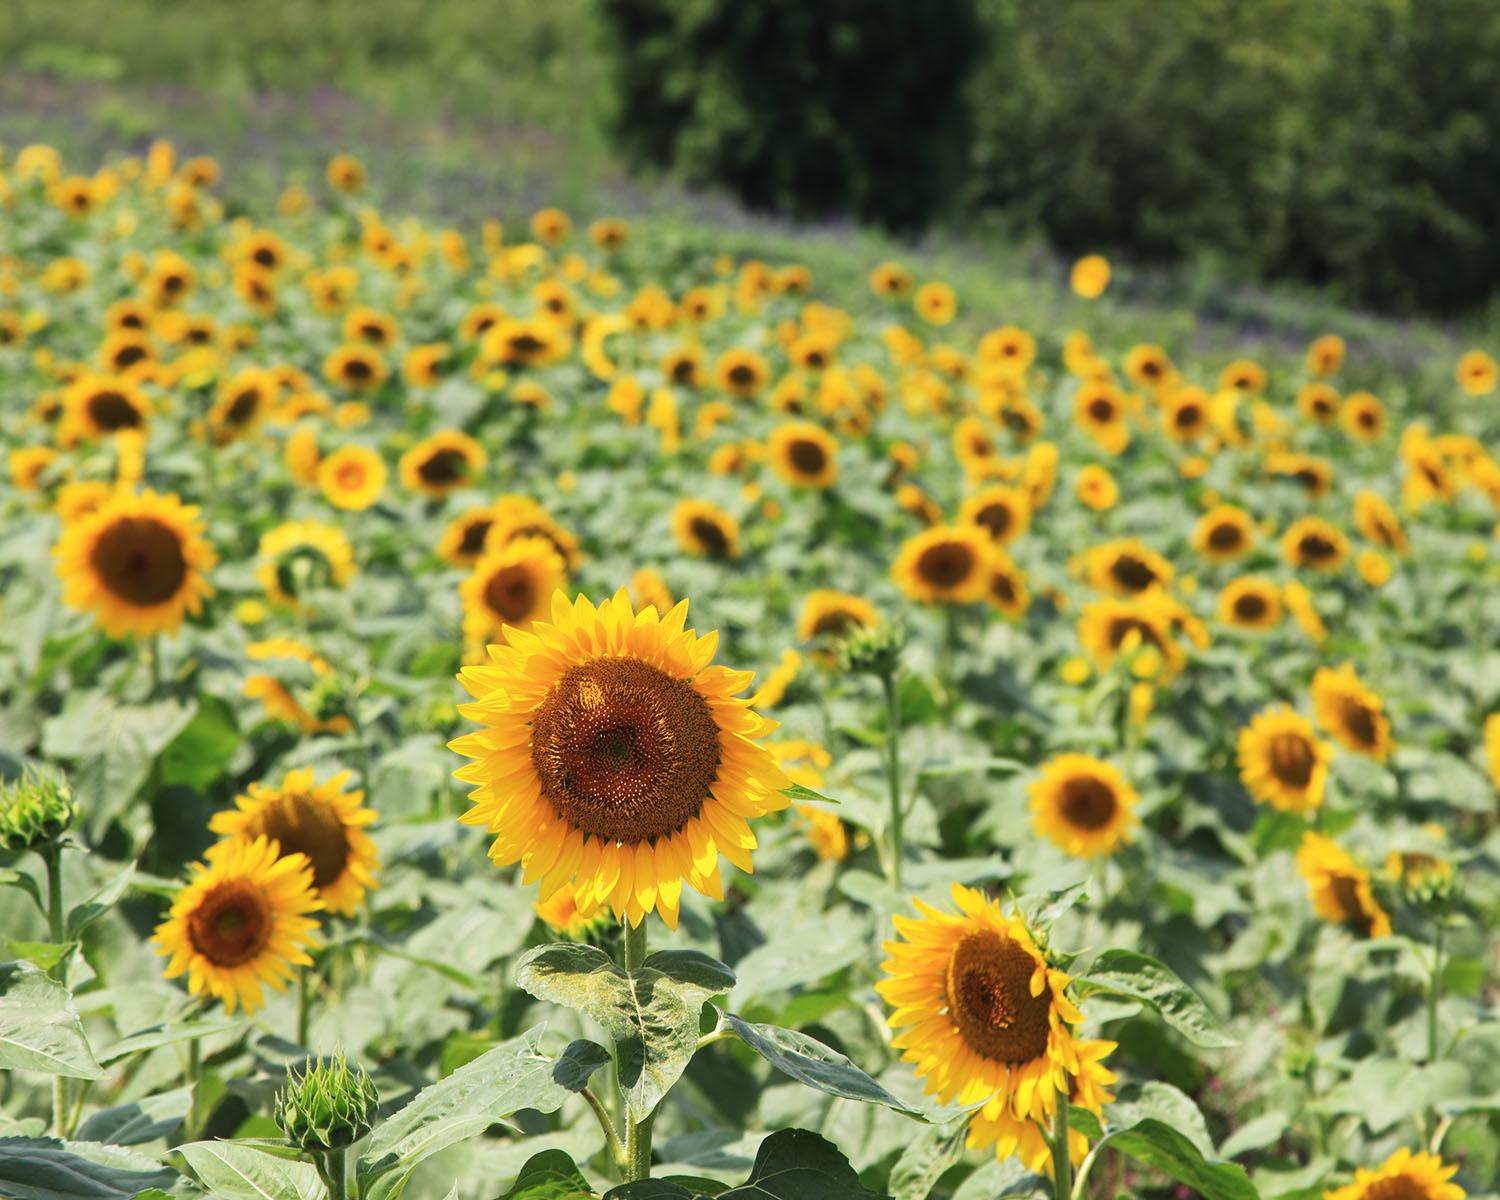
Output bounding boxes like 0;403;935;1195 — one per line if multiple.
274;1051;378;1152
0;768;74;852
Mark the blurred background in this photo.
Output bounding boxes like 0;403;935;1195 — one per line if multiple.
5;0;1500;321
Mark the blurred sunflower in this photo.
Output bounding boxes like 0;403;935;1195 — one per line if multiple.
486;496;584;570
959;485;1031;546
54;489;216;638
1029;753;1138;857
1340;391;1386;441
1162;388;1211;442
1083;538;1173;596
671;499;740;560
629;567;674;616
256;520;355;608
1456;349;1498;397
869;261;912;297
797;589;879;646
450;590;789;928
1123;343;1171;388
461;535;567;643
1352;490;1407;554
152;835;321;1015
1237;707;1330;812
1284;581;1327;644
1282;517;1348;572
1325;1148;1463;1200
9;446;57;491
714;348;771;399
1296;833;1391;938
1072;380;1129;453
1312;663;1391;762
1191;505;1256;563
1074;464;1118;511
914;281;957;326
768;421;839;489
1305;334;1345;376
399;430;486;499
986;556;1030;621
208;368;275;442
1069;254;1110;299
439;506;498;568
1077;594;1186;679
317;445;387;511
1217;577;1282;631
323;344;388;392
892;524;992;605
209;768;379;916
1296;383;1341;425
61;375;151;441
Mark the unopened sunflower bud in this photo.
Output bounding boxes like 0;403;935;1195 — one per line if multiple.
0;768;74;852
275;1052;378;1153
839;621;906;679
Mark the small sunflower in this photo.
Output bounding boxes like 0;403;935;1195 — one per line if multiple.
483;318;570;368
1083;538;1173;596
1123;343;1172;388
914;281;957;326
767;421;839;489
986;556;1030;621
450;590;790;928
1306;334;1345;376
671;499;741;560
1161;388;1211;442
1073;381;1129;452
323;344;388;392
1324;1147;1463;1200
1076;594;1187;679
62;375;151;441
1296;833;1392;938
714;348;770;399
1070;255;1110;299
1352;490;1407;554
869;262;912;297
255;520;356;608
9;446;58;491
1029;753;1138;857
892;524;993;605
1456;349;1498;397
152;835;322;1015
1237;707;1331;812
1075;464;1118;511
1191;505;1256;564
438;505;498;567
1282;517;1349;572
1296;383;1341;425
630;567;675;616
399;430;487;499
1217;577;1282;631
54;489;216;638
318;446;387;511
960;485;1031;546
209;768;379;917
461;535;567;645
1311;663;1391;762
797;589;880;647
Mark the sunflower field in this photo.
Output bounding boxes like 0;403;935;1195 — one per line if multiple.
2;142;1500;1200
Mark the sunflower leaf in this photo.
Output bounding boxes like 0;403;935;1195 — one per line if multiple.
498;1148;597;1200
606;1129;885;1200
0;962;103;1079
174;1140;323;1200
1090;1117;1259;1200
781;782;840;806
0;1138;178;1200
1074;949;1237;1048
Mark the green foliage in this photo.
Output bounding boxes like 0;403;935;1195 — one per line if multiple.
0;962;102;1080
599;0;984;231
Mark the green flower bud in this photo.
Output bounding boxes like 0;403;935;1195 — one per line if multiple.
0;768;74;852
838;620;906;679
275;1052;378;1153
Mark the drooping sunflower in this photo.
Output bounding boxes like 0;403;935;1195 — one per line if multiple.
255;520;356;608
892;524;993;605
671;499;741;561
438;505;498;567
450;590;790;928
1282;516;1348;572
876;884;1114;1174
461;535;567;645
1296;833;1392;938
768;421;839;489
317;445;387;511
959;485;1031;546
1083;538;1174;596
1029;753;1138;857
398;430;487;499
1217;577;1282;631
1191;505;1256;564
152;835;322;1015
1352;490;1407;554
54;489;216;638
209;769;379;917
1311;663;1391;762
1324;1147;1464;1200
1237;707;1331;812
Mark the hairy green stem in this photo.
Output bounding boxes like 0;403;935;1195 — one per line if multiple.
1427;918;1446;1064
42;844;68;1137
322;1147;347;1200
1050;1102;1072;1200
298;965;312;1047
882;671;904;891
621;920;653;1182
581;1086;627;1170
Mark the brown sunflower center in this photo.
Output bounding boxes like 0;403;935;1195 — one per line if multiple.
225;388;260;426
944;930;1052;1064
1328;873;1375;936
483;563;539;624
974;502;1014;539
114;344;148;369
1087;398;1116;423
728;364;756;387
916;541;976;589
1106;616;1163;652
1360;1177;1426;1200
1110;554;1159;593
1298;532;1339;563
186;879;273;967
1174;404;1203;429
1336;697;1379;749
509;332;545;356
89;515;189;606
418;448;468;486
990;572;1018;605
459;517;494;556
1207;522;1244;552
343;357;373;382
689;516;730;558
246;795;351;888
530;656;722;844
810;609;859;638
1059;776;1119;829
1268;732;1315;788
787;438;828;477
1233;592;1269;622
88;390;143;431
670;358;697;384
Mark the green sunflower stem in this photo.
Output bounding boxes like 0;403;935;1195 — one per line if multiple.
881;670;904;891
620;919;654;1182
1050;1100;1072;1200
298;964;312;1048
41;842;68;1137
1427;916;1446;1064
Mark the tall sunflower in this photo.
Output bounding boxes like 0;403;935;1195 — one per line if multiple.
54;489;216;638
398;430;486;498
1296;833;1391;938
1324;1148;1463;1200
1237;707;1331;813
449;590;790;928
876;884;1115;1173
1311;663;1391;762
892;524;993;606
255;520;356;609
1029;753;1138;857
461;535;567;646
209;769;379;917
152;835;322;1014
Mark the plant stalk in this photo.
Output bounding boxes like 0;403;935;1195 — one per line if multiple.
1050;1101;1072;1200
298;964;312;1047
1427;917;1446;1064
42;843;68;1137
881;671;904;891
621;919;653;1182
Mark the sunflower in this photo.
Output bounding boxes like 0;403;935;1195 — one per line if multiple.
987;556;1030;621
450;589;789;928
1076;594;1187;679
914;281;957;326
1267;452;1334;497
1296;833;1392;938
152;835;322;1015
892;524;993;605
1284;581;1327;644
1123;343;1172;388
55;481;114;524
326;154;366;192
1029;753;1138;857
530;206;571;244
750;648;801;708
1070;255;1110;299
960;485;1031;546
61;375;151;442
1084;538;1173;596
209;769;379;917
1075;464;1118;511
54;489;216;638
661;346;706;389
797;589;879;648
482;318;570;369
256;521;356;608
1456;349;1498;397
1485;713;1500;792
870;262;912;297
1352;490;1407;554
323;345;388;392
208;368;275;442
1162;388;1211;442
1282;517;1348;572
317;445;387;511
1072;380;1129;453
1326;1147;1464;1200
1237;707;1330;812
767;421;839;489
671;499;741;560
714;348;771;399
486;496;585;570
9;446;58;491
1217;577;1282;630
398;430;486;499
1306;334;1345;377
343;306;399;348
1187;505;1254;564
461;535;567;645
1311;663;1391;762
876;884;1113;1173
438;505;498;567
1296;383;1341;426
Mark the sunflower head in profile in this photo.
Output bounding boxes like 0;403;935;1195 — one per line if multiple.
768;421;839;489
876;883;1115;1173
438;505;497;567
398;430;486;499
892;524;993;606
1311;663;1391;762
1296;833;1392;938
1353;490;1407;554
1282;516;1349;573
1029;753;1138;857
450;589;790;929
796;589;879;652
152;835;322;1014
1191;504;1256;564
317;445;387;512
461;534;567;646
54;489;216;638
209;769;379;917
671;499;741;561
960;485;1031;546
1237;706;1331;813
1083;538;1173;596
256;520;356;609
1217;577;1282;631
1325;1147;1463;1200
986;556;1030;621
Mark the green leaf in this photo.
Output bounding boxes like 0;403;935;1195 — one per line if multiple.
1076;949;1236;1049
1220;1112;1290;1159
730;909;868;1004
722;1014;923;1116
97;1014;244;1064
1092;1118;1258;1200
67;863;134;940
781;783;840;806
5;941;73;972
356;1023;585;1200
950;1158;1047;1200
157;695;241;788
552;1039;613;1092
0;961;103;1079
1106;1081;1215;1156
515;943;728;1120
0;866;44;911
888;1120;969;1200
607;1129;886;1200
0;1138;177;1200
498;1149;597;1200
76;1086;192;1145
175;1140;324;1200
